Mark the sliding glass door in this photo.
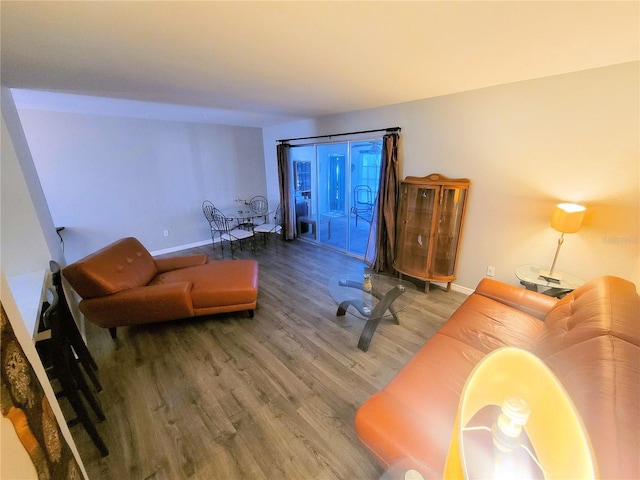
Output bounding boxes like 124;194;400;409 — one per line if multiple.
291;138;382;257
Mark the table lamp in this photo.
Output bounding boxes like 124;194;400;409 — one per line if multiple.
443;347;597;480
539;203;586;283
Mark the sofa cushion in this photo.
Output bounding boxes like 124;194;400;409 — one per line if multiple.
534;275;640;358
473;277;557;320
438;293;544;353
541;336;640;480
150;259;258;311
356;334;484;472
63;237;158;298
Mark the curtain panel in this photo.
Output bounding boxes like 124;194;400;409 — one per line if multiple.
276;143;296;240
365;132;400;272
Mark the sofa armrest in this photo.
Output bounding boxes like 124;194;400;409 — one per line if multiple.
154;254;208;273
79;282;195;328
474;278;558;320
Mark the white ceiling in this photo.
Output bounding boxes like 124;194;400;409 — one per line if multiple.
2;1;639;127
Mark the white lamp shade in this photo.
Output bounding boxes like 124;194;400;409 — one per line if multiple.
550;203;586;234
443;347;598;479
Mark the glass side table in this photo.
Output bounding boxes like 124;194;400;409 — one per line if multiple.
515;264;585;298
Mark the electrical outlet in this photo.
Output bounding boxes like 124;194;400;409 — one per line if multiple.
163;229;170;237
486;265;496;277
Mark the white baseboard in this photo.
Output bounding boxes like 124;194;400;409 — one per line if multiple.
450;283;473;296
150;239;212;257
419;280;474;296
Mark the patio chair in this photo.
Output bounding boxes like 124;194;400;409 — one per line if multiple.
351;185;374;226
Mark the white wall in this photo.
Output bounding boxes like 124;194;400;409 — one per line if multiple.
1;89;63;276
263;63;640;290
1;86;88;479
10;63;639;291
16;110;267;262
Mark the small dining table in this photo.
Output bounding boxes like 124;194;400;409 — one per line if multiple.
222;206;269;228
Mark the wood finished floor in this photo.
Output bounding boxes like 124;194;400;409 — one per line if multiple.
71;238;466;480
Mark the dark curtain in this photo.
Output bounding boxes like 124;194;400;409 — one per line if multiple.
365;132;400;272
276;143;296;240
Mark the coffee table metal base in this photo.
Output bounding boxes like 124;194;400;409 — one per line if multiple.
336;280;407;352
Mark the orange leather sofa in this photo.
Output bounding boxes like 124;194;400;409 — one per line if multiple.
63;237;258;338
355;275;639;479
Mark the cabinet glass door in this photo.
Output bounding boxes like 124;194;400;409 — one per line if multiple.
395;184;437;277
433;187;467;277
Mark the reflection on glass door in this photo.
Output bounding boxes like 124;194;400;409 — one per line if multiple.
348;140;381;256
328;154;345;211
317;144;348;251
291;139;382;258
291;145;316;241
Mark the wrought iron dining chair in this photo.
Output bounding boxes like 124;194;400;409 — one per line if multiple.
202;200;216;225
254;203;283;251
211;207;255;257
248;195;269;226
203;200;224;249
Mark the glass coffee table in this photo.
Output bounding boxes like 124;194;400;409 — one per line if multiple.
515;264;585;298
328;273;417;352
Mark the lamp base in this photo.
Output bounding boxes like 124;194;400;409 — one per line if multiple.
538;270;562;284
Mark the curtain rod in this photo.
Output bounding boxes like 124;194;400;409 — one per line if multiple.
277;127;400;143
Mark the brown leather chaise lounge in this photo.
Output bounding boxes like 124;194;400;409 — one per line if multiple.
63;237;258;338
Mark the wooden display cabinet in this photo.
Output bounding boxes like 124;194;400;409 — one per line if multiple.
394;173;470;292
